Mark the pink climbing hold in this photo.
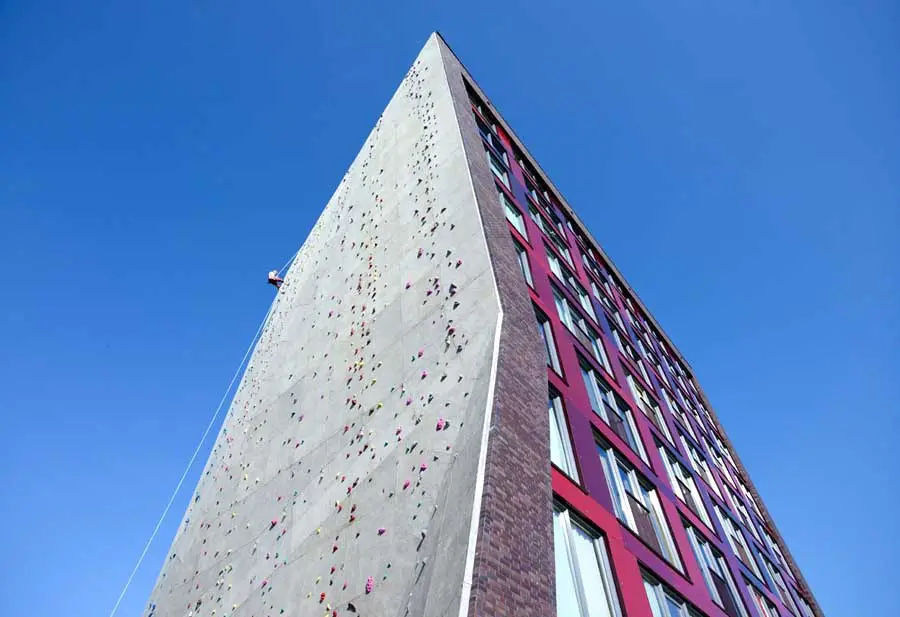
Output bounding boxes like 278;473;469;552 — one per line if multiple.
402;480;411;490
420;462;428;472
377;527;386;535
456;259;462;267
406;398;412;406
261;579;269;588
436;418;446;431
405;281;411;289
417;349;424;357
365;576;374;594
421;370;428;379
270;519;278;528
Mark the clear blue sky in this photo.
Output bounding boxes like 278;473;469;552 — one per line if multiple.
1;2;897;616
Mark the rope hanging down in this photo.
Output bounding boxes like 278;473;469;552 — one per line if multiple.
107;250;298;617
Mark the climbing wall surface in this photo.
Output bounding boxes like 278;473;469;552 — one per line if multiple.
145;35;502;617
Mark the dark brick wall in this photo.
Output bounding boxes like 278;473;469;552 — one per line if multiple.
436;38;556;617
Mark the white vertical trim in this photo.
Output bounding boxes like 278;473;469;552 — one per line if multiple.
456;310;502;617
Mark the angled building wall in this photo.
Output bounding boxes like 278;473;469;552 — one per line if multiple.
145;34;533;617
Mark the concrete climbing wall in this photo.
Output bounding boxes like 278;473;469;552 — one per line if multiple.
144;34;503;617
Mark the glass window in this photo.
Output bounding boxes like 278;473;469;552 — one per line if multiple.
707;437;736;488
513;239;533;287
761;527;788;571
547;245;565;280
555;513;583;617
716;506;762;579
536;309;562;374
727;486;761;544
568;315;609;370
659;447;711;527
748;582;780;617
685;525;748;617
486;148;510;188
760;553;798;615
529;202;547;234
797;595;816;617
531;205;572;266
597;442;680;568
582;364;645;460
502;191;527;238
585;326;610;370
568;276;597;322
643;574;703;617
664;389;697;441
554;506;622;617
627;374;673;442
739;478;765;520
591;279;616;312
553;288;576;332
550;391;579;480
475;114;503;149
616;331;652;385
682;434;722;499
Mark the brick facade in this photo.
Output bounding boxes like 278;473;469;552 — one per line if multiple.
438;38;557;617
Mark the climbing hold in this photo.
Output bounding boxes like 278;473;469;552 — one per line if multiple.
377;527;386;535
365;576;374;594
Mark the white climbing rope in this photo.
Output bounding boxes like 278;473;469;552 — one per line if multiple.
107;251;298;617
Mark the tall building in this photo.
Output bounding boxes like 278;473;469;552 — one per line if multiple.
145;33;822;617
